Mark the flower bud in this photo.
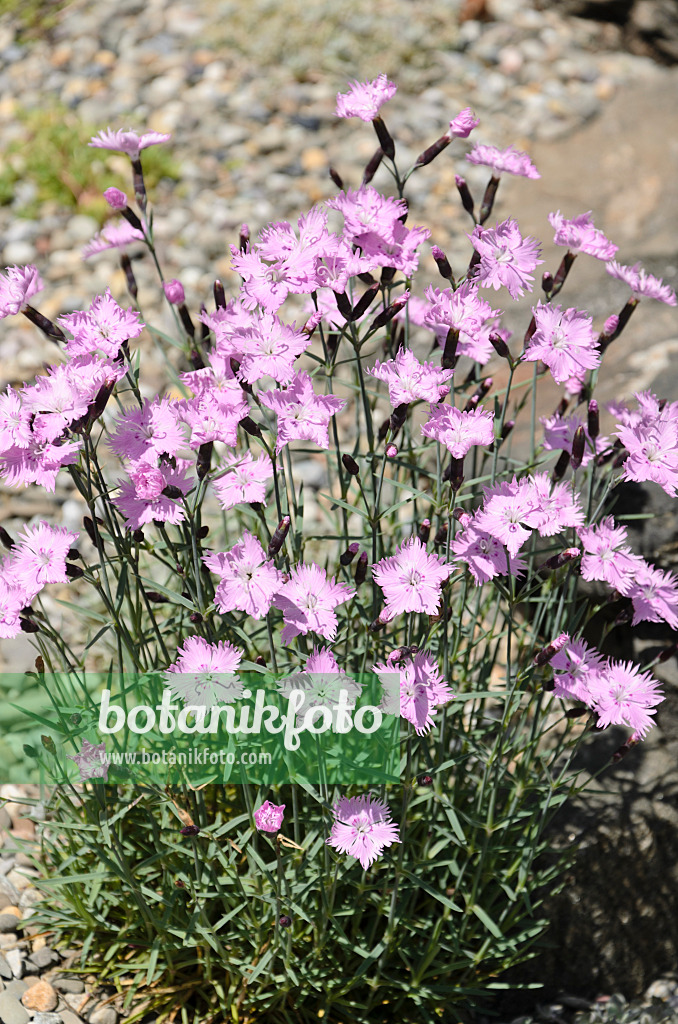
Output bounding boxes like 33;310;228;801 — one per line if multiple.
372;116;395;160
363;147;384;186
442;327;459;370
65;563;84;580
329;166;344;189
389;402;409;435
612;736;639;763
145;591;168;603
35;656;44;673
120;253;138;300
501;419;515;441
552;449;571;482
541;271;554;294
239;224;250;252
239;416;262;438
21;305;67;345
268;516;291;557
418;773;434;786
351;282;380;321
41;734;56;753
370;290;410;330
433;522;448;548
385;443;398;458
417;519;431;544
104;186;128;210
0;526;15;550
20;618;39;633
452;507;472;529
565;707;588;719
342;453;360;477
489;332;510;360
537;547;581;575
163;279;185;305
133;528;145;543
570;426;586;470
354;551;368;586
414;134;450;169
431;245;454;283
180;825;200;837
534;632;569;666
587;399;599;440
197;441;213;480
340;542;360;566
279;914;292;928
335;290;354;321
479;174;500;225
447;457;464;491
377;417;390;442
162;485;183;500
455;175;475;219
197;525;209;540
213;279;226;310
256;654;267;666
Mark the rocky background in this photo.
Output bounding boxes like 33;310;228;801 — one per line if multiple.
0;0;678;1021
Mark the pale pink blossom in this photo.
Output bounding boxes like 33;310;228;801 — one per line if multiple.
254;801;286;832
373;537;452;619
335;75;397;122
58;289;144;359
273;562;354;646
466;143;540;179
470;218;542;299
606;261;676;305
89;128;171;160
259;371;345;455
326;794;400;869
523;302;599;386
366;349;453;407
548;210;618;261
421;404;494;458
203;531;281;619
212;451;273;509
0;265;43;317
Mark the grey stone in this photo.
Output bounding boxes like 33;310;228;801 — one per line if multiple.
3;953;21;981
0;991;29;1024
58;1013;83;1024
32;1015;64;1024
0;919;18;936
0;883;19;909
28;948;60;971
87;1008;117;1024
0;985;25;1001
0;956;10;982
52;980;85;995
0;809;10;832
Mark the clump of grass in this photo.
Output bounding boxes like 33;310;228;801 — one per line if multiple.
0;103;180;220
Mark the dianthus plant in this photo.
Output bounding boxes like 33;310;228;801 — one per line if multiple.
2;79;676;1024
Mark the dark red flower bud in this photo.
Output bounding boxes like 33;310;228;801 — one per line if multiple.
537;547;581;575
133;528;144;543
434;522;448;548
552;449;571;482
418;773;434;786
377;417;390;442
120;253;138;300
363;147;384;186
20;618;40;633
489;333;510;360
180;306;197;341
455;175;475;219
342;453;360;477
370;291;409;330
145;591;168;604
570;426;586;470
0;526;15;550
390;403;409;435
189;612;203;624
65;563;84;580
340;542;360;566
351;281;380;320
431;245;454;284
354;551;368;586
542;271;554;294
239;416;262;438
588;399;599;440
22;305;66;345
279;914;292;928
372;116;395;159
197;441;213;480
329;166;344;189
414;134;451;168
239;223;250;251
255;654;267;666
180;825;200;837
534;632;569;666
479;174;500;224
417;519;431;544
213;280;226;309
268;516;291;557
162;485;183;500
197;525;209;540
442;327;459;370
335;290;354;321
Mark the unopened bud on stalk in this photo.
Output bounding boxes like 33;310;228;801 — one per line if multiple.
542;270;554;294
414;133;451;168
267;516;291;557
479;174;500;224
614;605;633;626
378;418;390;442
341;453;360;476
570;426;586;470
35;656;44;673
83;516;97;545
551;251;576;294
553;397;569;419
279;914;292;928
442;327;459;370
534;632;569;666
368;609;390;632
362;147;384;186
418;519;431;544
335;290;354;321
197;441;213;480
132;528;144;543
239;416;262;438
163;279;185;305
239;223;250;251
588;399;599;439
120;253;138;299
537;547;581;575
351;281;380;321
565;707;588;719
354;551;368;586
21;306;66;345
179;306;196;341
189;612;203;624
612;736;639;763
255;654;267;666
213;279;226;310
372;116;395;159
162;485;183;500
21;618;39;633
455;175;475;219
380;265;397;285
104;186;127;210
552;449;571;482
197;525;209;540
340;542;360;566
434;522;448;548
501;420;515;441
41;734;56;753
65;563;84;580
489;332;510;360
189;348;203;369
329;166;344;189
386;443;398;458
200;303;210;344
180;825;200;837
447;457;464;491
130;158;146;209
523;316;537;346
390;403;409;435
452;507;472;529
0;526;15;549
658;641;678;663
370;290;409;330
418;773;434;786
431;245;454;283
145;591;168;603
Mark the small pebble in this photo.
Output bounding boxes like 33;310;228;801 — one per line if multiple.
32;1015;64;1024
53;980;85;996
21;981;58;1013
0;992;29;1024
0;918;19;936
0;955;11;981
28;948;60;971
88;1007;117;1024
4;950;23;979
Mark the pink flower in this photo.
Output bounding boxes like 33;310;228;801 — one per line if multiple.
626;563;678;630
108;397;186;464
58;289;144;359
163;279;185;304
523;302;599;386
0;265;43;317
449;108;479;139
423;283;501;363
273;563;354;645
89;128;171;160
203;531;281;619
451;515;527;585
375;650;454;735
234;313;311;384
588;660;664;738
541;410;606;467
0;388;33;452
366;349;453;406
326;794;400;870
606;261;677;305
11;521;78;594
577;517;641;594
22;356;124;443
327;187;430;276
615;395;678;497
212;451;273;509
548;210;618;261
372;537;452;619
524;472;585;537
470;219;542;299
551;638;604;703
179;394;248;449
103;187;128;210
0;436;81;491
0;577;24;639
114;459;193;530
82;220;145;259
474;477;543;557
165;636;244;707
335;75;397;122
253;801;286;833
466;143;540;179
259;371;345;455
421;404;494;458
